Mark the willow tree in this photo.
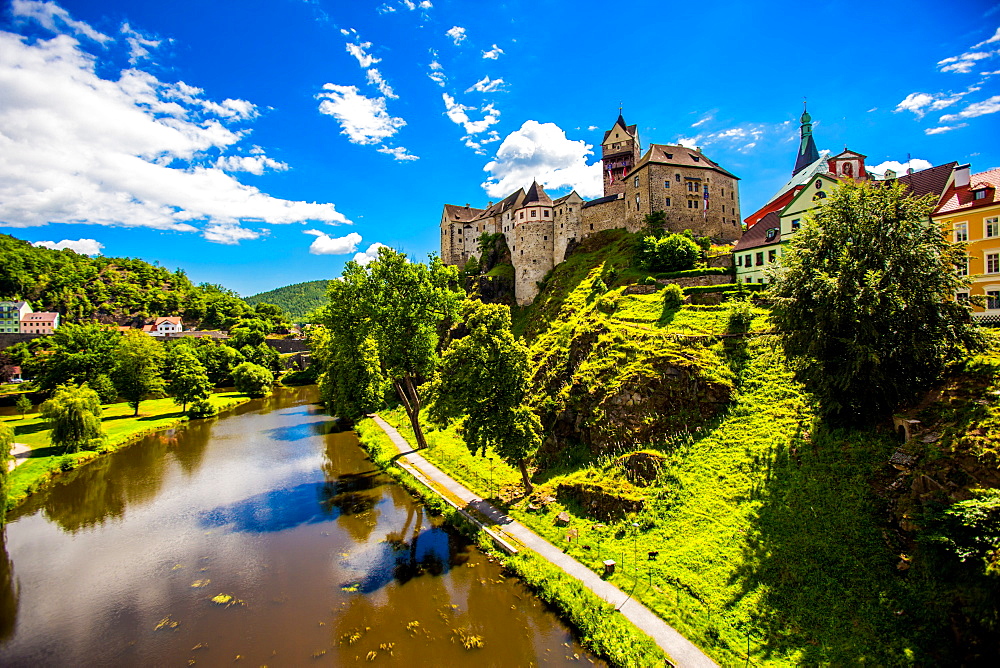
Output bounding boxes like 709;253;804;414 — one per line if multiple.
319;248;461;447
429;301;542;493
769;179;982;425
40;384;104;453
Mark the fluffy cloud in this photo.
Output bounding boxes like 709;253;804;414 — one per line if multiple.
304;229;363;255
482;44;503;59
32;238;104;255
0;9;350;243
428;60;446;86
867;159;933;177
675;123;767;153
12;0;109;43
482;120;602;199
120;23;161;64
925;124;968;135
974;26;1000;49
940;94;1000;122
317;84;406;144
345;41;380;68
366;68;397;99
938;51;994;74
353;242;389;265
442;94;500;135
215;155;289;175
466;76;505;93
377;145;419;161
445;26;466;45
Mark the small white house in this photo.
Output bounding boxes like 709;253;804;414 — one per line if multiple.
153;316;184;335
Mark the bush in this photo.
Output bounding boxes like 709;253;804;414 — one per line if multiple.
232;362;274;397
187;398;218;419
640;275;657;285
88;373;118;404
726;297;754;334
637;233;701;272
662;283;684;310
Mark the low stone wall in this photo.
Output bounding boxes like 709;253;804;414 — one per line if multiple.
265;338;309;353
0;333;43;349
707;254;733;268
658;274;732;289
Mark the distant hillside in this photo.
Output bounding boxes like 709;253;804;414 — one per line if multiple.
245;280;330;321
0;233;252;328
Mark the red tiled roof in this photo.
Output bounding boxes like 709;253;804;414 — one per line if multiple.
633;144;739;180
155;316;182;325
934;168;1000;215
522;181;552;206
22;312;58;321
891;162;957;203
443;203;484;222
734;212;781;252
743;186;802;228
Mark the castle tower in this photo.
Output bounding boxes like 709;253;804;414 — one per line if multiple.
792;104;820;176
601;114;641;196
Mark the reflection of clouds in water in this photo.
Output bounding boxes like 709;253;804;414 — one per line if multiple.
262;420;334;442
199;481;339;533
340;526;458;594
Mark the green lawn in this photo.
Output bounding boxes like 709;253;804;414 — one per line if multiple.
4;391;250;511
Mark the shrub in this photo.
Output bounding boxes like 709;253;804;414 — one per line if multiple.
726;297;754;334
662;283;684;310
187;398;219;419
232;362;274;397
640;275;657;285
637;233;701;272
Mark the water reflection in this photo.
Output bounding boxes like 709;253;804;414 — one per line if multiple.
0;532;18;644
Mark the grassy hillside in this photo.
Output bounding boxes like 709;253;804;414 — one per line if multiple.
375;231;999;666
0;233;251;328
244;279;330;322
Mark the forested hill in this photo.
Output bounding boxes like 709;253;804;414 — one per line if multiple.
0;233;252;328
244;280;330;322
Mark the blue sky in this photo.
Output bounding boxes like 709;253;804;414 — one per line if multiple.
1;0;998;296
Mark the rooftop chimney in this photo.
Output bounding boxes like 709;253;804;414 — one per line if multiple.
954;164;971;188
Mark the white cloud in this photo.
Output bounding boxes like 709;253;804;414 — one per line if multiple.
587;125;598;131
894;89;978;117
304;229;363;255
419;1;432;7
353;242;388;265
32;238;104;255
973;26;1000;48
345;41;381;68
427;60;446;86
215;154;289;175
925;123;968;135
676;136;699;149
376;4;397;14
675;123;767;153
12;0;110;43
465;76;505;93
940;94;1000;121
365;68;397;99
482;120;602;199
867;158;933;176
120;23;161;64
445;26;466;45
0;14;350;243
377;145;418;161
442;93;500;137
691;114;713;128
316;84;406;144
938;50;996;73
403;0;416;8
482;44;503;59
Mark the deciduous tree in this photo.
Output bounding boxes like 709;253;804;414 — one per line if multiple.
165;347;212;413
429;301;542;493
113;330;165;416
233;362;273;397
769;180;982;424
40;383;104;453
0;423;11;522
15;394;31;419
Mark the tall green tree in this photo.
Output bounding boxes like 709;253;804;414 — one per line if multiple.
429;301;542;493
0;423;12;523
113;331;165;416
769;180;982;424
165;347;212;413
40;384;104;453
25;323;120;393
318;248;462;446
15;394;31;419
232;362;273;397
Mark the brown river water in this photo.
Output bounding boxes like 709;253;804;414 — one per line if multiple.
0;386;604;667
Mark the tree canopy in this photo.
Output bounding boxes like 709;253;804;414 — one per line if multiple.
165;346;213;413
25;323;120;394
769;179;982;424
316;248;462;444
429;301;541;493
113;330;165;416
233;362;273;397
40;384;104;453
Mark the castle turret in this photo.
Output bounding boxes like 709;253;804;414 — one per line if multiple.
792;105;820;176
601;114;641;196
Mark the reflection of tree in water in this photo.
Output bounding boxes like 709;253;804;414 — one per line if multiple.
0;531;19;644
321;432;385;544
170;420;214;476
39;429;174;533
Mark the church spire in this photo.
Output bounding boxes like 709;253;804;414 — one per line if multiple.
792;102;820;176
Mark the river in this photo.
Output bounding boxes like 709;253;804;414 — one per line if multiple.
0;386;603;666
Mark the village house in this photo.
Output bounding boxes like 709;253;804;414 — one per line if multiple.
20;311;59;335
0;301;32;333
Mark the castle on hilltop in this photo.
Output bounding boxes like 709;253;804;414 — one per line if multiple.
440;114;744;304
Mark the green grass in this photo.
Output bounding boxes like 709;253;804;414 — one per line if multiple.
4;391;251;511
484;262;514;280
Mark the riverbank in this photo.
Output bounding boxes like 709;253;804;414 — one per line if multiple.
354;415;698;668
3;391;252;512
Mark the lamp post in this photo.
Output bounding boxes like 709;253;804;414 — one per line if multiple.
632;521;640;581
488;457;494;499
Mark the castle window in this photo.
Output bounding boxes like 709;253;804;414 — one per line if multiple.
561;224;563;228
544;210;549;217
688;182;694;192
569;207;573;212
521;250;524;255
721;189;725;197
531;210;536;217
664;180;670;188
755;252;764;266
665;153;673;159
635;194;640;208
675;174;681;182
692;156;700;162
633;176;640;187
955;222;968;242
544;236;548;240
736;255;742;266
986;217;999;238
590;224;594;230
665;197;671;206
519;211;524;219
974;189;988;200
744;254;751;266
695;183;701;192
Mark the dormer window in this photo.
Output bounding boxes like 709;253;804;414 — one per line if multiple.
665;153;673;159
974;189;988;200
765;228;777;241
692;156;700;162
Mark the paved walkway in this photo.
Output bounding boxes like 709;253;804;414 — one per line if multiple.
7;442;31;472
370;414;718;668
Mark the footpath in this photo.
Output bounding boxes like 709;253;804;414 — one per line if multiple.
7;442;30;472
370;414;718;668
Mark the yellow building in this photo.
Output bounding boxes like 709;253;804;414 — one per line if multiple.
934;166;1000;322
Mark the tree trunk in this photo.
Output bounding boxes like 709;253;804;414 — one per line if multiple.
394;376;428;449
517;458;533;494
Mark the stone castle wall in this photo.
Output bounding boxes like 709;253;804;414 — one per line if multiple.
622;164;742;240
580;197;626;239
507;219;556;305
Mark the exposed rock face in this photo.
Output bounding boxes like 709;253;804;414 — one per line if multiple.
556;481;644;522
468;274;514;306
616;450;668;486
